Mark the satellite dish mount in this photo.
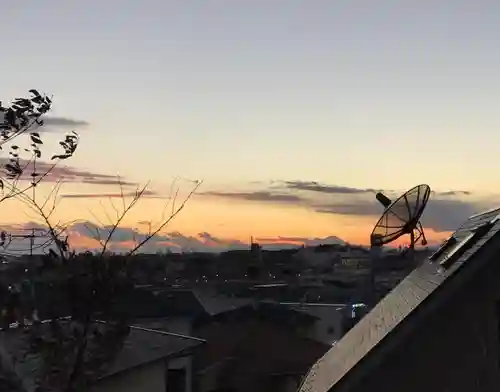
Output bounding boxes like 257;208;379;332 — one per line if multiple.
366;184;431;306
370;184;431;252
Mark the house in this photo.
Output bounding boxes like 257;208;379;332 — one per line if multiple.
91;325;205;392
1;321;205;392
193;303;330;392
299;207;500;392
131;288;253;335
262;302;369;345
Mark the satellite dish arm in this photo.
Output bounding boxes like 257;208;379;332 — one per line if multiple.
376;193;392;208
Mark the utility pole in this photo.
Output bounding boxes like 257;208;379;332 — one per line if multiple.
5;228;53;255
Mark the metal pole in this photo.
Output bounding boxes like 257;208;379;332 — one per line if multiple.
369;245;380;307
30;228;34;256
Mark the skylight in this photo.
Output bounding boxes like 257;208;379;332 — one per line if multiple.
430;220;496;269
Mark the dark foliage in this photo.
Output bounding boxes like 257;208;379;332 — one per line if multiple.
0;90;79;203
0;90;200;392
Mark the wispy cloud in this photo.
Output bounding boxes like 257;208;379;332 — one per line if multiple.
200;191;304;203
281;180;469;198
283;181;378;195
199;180;492;233
432;190;472;196
31;116;89;133
60;190;161;199
0;158;137;187
315;198;485;232
42;117;89;127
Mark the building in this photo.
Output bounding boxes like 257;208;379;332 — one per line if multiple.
1;321;205;392
300;207;500;392
90;325;205;392
193;305;330;392
261;301;368;345
134;296;325;391
131;288;254;335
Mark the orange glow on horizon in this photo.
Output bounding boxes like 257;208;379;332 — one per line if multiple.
1;189;453;249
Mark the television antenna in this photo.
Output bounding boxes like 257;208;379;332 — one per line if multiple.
367;184;431;305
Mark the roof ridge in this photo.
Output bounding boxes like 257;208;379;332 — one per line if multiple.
2;318;206;344
129;325;206;343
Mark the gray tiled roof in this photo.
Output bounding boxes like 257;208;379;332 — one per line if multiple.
300;207;500;392
101;325;205;378
1;322;205;391
191;289;253;316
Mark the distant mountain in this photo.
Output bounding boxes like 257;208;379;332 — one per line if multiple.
259;236;347;251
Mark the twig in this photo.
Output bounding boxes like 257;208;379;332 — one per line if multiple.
127;180;202;256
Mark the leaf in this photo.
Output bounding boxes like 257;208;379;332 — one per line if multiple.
5;163;19;173
51;154;71;160
29;89;40;97
34;150;41;158
30;135;43;144
11;145;18;150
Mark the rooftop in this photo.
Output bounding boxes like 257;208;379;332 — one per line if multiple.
300;207;500;392
0;320;205;391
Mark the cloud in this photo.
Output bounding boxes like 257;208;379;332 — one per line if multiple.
0;221;351;255
200;191;304;203
200;180;490;233
283;181;377;195
315;197;486;232
42;117;89;127
61;190;161;199
0;158;137;187
28;116;89;133
433;190;472;196
282;180;472;199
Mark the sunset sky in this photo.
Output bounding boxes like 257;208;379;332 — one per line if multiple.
0;1;499;252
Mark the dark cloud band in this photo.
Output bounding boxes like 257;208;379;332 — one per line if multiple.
198;180;490;233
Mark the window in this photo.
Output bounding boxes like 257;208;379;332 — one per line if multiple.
167;368;186;392
430;221;495;269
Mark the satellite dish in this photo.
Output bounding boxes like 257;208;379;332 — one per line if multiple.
370;184;431;250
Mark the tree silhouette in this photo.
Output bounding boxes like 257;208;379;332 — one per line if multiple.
0;91;201;391
0;90;79;204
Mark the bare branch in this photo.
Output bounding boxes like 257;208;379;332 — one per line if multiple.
99;182;150;257
127;180;202;256
99;199;115;226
